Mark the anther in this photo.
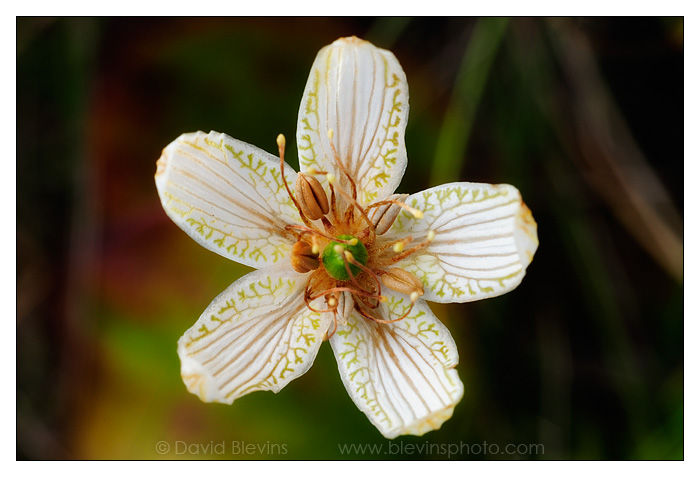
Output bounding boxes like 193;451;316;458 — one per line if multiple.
367;196;424;227
335;291;354;325
369;194;409;235
290;240;320;274
295;173;329;221
380;268;424;299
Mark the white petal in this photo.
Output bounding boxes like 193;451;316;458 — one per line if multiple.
330;291;463;438
388;182;538;303
155;131;301;269
178;265;331;404
296;36;408;205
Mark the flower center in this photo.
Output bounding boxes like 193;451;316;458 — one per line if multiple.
322;234;368;281
276;131;435;338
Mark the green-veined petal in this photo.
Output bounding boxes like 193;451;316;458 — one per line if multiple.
388;182;538;303
155;131;300;269
178;265;332;404
296;36;408;206
329;291;463;439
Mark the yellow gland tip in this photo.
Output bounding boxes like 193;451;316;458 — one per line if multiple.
334;244;344;254
328;129;334;139
327;297;337;307
410;208;424;219
343;250;355;261
379;295;389;303
410;291;420;302
427;230;436;242
393;242;405;253
326;173;337;184
307;166;318;175
276;134;286;149
348;238;358;246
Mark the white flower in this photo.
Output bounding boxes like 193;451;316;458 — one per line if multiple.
155;36;538;439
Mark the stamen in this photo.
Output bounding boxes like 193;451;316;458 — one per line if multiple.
285;224;358;246
367;199;424;219
388;230;436;264
370;300;416;324
379;267;424;299
303;292;327;314
344;251;386;303
308;286;383;303
278;134;312;227
290;240;320;273
304;281;343;316
376;236;413;255
341;250;366;292
326;173;376;231
295;173;329;221
353;284;417;324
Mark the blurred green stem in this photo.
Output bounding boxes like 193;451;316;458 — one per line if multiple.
430;17;508;185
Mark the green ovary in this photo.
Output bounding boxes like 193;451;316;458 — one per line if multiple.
322;235;368;281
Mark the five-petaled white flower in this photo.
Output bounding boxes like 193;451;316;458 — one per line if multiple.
155;36;538;439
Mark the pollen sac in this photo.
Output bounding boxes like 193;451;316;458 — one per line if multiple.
381;267;424;298
370;194;409;235
291;240;320;273
295;173;329;221
335;290;355;325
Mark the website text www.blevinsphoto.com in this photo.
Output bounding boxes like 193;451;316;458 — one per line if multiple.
338;441;544;458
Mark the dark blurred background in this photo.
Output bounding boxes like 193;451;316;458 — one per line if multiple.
16;17;683;460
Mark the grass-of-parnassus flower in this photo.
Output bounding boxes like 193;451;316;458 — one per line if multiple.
155;36;538;439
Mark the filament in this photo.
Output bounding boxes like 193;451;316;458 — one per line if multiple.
388;231;436;264
284;224;358;245
344;251;384;301
366;199;424;219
